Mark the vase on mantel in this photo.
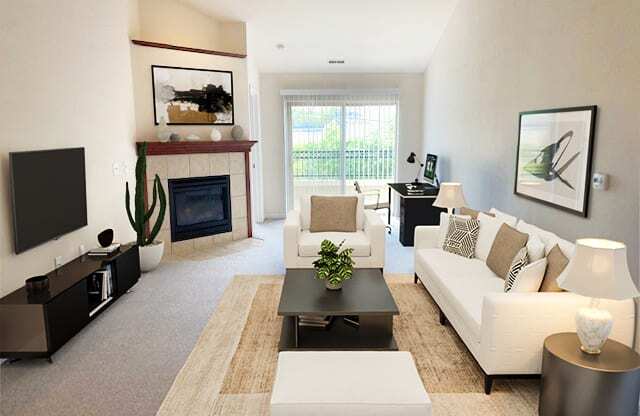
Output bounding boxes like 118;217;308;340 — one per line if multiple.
210;128;222;141
157;117;170;142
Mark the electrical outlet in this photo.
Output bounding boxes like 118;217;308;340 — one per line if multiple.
54;256;63;268
112;162;122;177
79;244;85;256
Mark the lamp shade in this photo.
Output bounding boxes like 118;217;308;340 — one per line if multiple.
433;182;467;210
558;239;639;301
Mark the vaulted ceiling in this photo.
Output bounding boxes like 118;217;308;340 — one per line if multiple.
187;0;458;73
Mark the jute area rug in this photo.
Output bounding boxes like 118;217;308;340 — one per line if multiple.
157;275;538;415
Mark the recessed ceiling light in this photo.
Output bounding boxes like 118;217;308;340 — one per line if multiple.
276;43;285;50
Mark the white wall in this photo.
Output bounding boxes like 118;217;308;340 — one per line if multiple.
130;0;250;142
134;0;246;55
245;24;265;222
259;73;424;218
0;1;138;296
422;0;640;280
131;46;249;141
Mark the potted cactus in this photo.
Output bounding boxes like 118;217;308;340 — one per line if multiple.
126;142;167;272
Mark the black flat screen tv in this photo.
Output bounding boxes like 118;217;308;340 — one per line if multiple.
10;148;87;254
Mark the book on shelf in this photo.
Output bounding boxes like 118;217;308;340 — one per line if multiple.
298;315;333;328
88;266;115;317
88;243;121;256
343;316;360;328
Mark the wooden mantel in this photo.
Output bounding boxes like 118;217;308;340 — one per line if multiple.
137;140;257;238
138;140;257;156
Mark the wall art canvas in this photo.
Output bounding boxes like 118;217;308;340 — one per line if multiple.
514;106;596;217
152;65;234;125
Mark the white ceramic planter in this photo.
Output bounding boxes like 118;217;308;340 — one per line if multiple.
139;241;164;272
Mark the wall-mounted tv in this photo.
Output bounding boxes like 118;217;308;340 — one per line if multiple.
10;148;87;254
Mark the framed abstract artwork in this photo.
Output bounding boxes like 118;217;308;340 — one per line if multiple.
151;65;234;125
514;106;597;217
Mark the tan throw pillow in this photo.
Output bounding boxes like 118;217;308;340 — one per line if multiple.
309;196;358;232
459;207;495;219
486;224;529;279
540;244;568;292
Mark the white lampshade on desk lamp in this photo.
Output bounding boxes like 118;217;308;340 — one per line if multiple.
433;182;467;214
559;239;640;354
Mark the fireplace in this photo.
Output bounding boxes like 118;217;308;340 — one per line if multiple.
168;175;232;242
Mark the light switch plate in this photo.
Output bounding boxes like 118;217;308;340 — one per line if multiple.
592;172;608;190
54;256;63;268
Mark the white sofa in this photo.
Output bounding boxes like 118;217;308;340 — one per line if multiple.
414;210;635;394
284;195;386;269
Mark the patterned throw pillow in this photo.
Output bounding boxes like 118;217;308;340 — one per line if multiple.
442;216;480;258
504;247;529;292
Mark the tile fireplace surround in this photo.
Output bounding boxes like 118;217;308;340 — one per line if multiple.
138;141;257;257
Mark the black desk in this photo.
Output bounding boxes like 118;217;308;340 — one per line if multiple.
388;183;444;246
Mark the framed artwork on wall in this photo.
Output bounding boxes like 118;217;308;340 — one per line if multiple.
514;106;597;217
151;65;234;125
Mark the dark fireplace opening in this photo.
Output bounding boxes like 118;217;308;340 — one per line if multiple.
168;175;232;242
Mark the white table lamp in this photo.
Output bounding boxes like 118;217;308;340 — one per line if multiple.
559;239;640;354
433;182;467;214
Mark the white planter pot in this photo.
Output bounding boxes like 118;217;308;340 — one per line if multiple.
139;241;164;272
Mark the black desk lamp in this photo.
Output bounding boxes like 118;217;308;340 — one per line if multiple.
406;152;424;183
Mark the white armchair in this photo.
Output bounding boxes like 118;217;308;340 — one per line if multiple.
283;195;386;269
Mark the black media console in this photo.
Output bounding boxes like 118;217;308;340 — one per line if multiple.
0;244;140;362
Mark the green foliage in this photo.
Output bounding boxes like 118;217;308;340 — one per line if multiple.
125;142;167;246
312;240;355;286
290;106;396;180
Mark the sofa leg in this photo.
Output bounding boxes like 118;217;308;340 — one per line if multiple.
484;375;494;395
439;309;447;326
414;274;418;284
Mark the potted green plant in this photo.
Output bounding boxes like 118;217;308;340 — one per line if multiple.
312;240;355;290
125;142;167;272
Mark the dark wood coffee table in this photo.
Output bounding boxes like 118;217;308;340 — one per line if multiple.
277;268;399;351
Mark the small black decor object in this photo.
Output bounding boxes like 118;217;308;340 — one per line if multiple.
97;229;114;247
26;275;49;294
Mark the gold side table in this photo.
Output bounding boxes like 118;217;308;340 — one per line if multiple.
540;332;640;416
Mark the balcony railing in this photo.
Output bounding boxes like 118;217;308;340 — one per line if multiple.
292;149;394;179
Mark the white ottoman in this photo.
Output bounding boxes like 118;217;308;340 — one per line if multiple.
271;351;431;416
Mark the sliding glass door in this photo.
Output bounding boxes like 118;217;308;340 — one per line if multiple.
289;104;343;205
284;92;399;210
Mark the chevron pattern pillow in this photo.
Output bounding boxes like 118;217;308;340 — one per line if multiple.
504;247;529;292
442;216;480;258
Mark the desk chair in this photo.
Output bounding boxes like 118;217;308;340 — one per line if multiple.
354;182;392;234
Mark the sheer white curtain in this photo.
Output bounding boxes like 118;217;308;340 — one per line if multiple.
282;90;399;211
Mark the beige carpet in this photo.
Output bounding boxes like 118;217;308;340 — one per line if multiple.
157;275;539;415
